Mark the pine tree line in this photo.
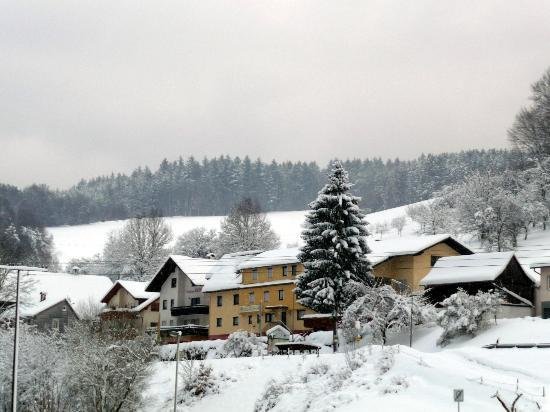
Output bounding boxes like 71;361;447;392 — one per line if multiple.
0;149;528;227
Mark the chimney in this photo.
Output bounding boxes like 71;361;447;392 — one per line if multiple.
39;291;47;302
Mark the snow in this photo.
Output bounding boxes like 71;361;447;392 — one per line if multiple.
47;203;425;265
167;255;224;286
19;272;113;317
144;317;550;412
237;247;301;270
109;280;158;300
420;252;516;286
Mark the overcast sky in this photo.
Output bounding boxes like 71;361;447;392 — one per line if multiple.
1;1;550;188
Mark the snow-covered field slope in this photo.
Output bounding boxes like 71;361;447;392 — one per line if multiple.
47;203;425;264
144;318;550;412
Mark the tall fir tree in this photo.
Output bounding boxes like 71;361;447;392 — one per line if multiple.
295;161;373;318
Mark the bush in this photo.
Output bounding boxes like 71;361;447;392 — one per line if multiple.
222;330;264;357
437;288;500;346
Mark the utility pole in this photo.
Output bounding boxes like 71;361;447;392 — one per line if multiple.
0;265;46;412
409;294;414;348
173;331;182;412
11;269;20;412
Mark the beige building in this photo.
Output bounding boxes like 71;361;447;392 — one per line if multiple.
203;235;473;339
529;261;550;318
100;280;159;334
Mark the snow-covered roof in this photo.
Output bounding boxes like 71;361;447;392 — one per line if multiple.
132;295;159;312
101;280;159;303
237;248;301;270
420;252;533;286
367;234;472;261
168;255;219;286
201;252;262;293
19;272;113;318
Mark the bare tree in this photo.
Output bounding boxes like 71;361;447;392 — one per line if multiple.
173;227;218;258
103;216;173;281
390;216;407;236
217;198;279;255
508;66;550;162
0;268;36;319
372;221;389;238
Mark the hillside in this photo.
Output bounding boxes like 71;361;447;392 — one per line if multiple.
143;318;550;412
47;202;424;265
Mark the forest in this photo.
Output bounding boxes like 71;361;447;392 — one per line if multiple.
0;149;529;227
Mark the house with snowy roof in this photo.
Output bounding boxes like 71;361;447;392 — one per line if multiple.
100;280;160;334
145;253;260;342
420;252;537;318
16;272;113;333
203;234;472;339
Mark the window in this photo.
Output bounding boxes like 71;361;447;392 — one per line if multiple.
431;256;442;267
171;277;177;288
263;291;269;303
291;265;297;276
252;268;258;281
282;266;288;276
265;313;273;323
233;294;239;305
249;292;255;304
170;299;175;308
281;311;287;324
248;315;253;325
51;318;60;331
547;275;550;290
190;297;200;306
150;322;158;327
161;320;166;326
169;319;175;326
62;305;67;312
216;318;222;327
162;300;167;310
151;301;159;311
217;295;223;307
267;267;273;280
297;310;306;320
278;290;284;300
233;316;239;326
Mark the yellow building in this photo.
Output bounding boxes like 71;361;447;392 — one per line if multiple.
100;280;160;335
204;235;472;339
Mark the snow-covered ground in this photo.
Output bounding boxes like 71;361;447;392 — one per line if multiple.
47;203;424;264
144;318;550;412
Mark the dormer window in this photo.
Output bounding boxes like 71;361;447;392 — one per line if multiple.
39;292;47;302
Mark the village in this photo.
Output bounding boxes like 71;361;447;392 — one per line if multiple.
3;2;550;411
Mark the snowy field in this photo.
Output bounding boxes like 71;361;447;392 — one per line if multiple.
47;203;425;264
144;318;550;412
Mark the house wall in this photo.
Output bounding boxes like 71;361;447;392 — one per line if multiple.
107;287;139;309
536;267;550;317
136;300;160;333
209;263;314;339
373;242;462;290
159;267;208;327
30;300;78;333
498;304;533;319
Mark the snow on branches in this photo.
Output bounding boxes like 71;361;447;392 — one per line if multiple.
436;288;500;346
296;161;373;316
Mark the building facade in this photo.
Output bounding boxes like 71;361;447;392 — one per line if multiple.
207;261;315;339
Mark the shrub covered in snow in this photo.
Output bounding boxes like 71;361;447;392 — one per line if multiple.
436;288;500;346
158;339;225;361
0;320;155;412
222;330;264;357
179;361;219;404
342;285;435;344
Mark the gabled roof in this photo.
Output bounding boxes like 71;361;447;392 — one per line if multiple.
17;272;113;318
237;248;301;270
147;254;261;292
101;280;158;303
367;234;473;265
420;252;534;286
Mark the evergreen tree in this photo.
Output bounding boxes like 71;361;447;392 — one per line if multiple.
295;161;373;319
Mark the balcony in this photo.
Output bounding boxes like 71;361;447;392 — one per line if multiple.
171;305;209;316
240;304;261;313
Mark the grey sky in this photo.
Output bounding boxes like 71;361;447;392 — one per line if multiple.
1;1;550;188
